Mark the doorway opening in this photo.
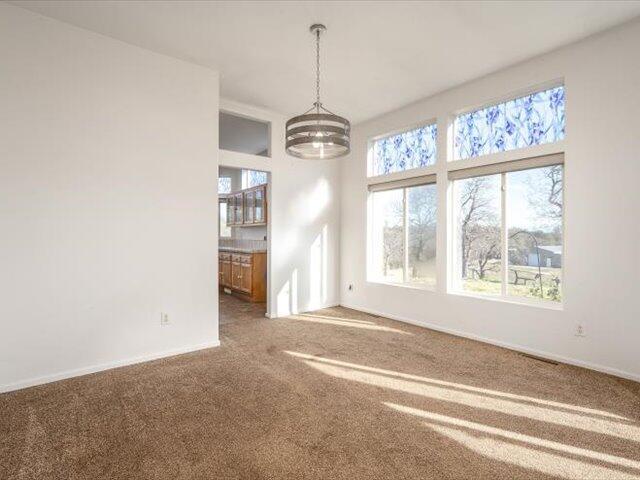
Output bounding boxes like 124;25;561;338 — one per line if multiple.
218;166;269;324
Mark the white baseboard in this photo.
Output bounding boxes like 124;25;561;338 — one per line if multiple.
340;303;640;383
0;340;220;394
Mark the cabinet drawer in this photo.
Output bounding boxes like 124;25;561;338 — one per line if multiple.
232;254;252;264
219;252;231;261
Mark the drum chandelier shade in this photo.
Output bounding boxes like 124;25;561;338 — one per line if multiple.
286;24;351;160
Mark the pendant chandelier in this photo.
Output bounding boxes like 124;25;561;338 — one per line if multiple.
286;24;351;160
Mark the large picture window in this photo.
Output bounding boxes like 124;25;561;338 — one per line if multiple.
454;86;565;161
370;123;437;177
369;180;437;288
451;155;563;303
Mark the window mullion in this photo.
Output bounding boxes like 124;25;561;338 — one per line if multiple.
501;173;508;297
403;188;409;284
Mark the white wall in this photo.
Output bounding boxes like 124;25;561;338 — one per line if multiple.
340;19;640;381
0;4;220;392
219;100;341;317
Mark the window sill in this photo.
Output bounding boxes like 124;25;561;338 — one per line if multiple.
366;280;436;292
448;290;563;311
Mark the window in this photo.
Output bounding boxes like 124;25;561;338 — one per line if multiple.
218;177;232;194
451;155;563;303
242;169;268;189
454;86;565;161
369;180;437;288
219;199;231;238
507;165;563;301
370;123;437;176
219;111;270;157
370;189;404;283
453;174;502;295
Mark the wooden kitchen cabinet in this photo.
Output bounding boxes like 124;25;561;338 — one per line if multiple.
233;192;244;225
224;185;267;228
219;251;266;302
226;197;235;227
244;190;255;224
254;185;266;224
219;252;232;287
231;258;242;290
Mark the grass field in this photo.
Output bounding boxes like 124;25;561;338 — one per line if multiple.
463;263;562;301
379;261;562;302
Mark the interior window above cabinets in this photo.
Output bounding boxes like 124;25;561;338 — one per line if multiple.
369;123;437;177
219;111;270;157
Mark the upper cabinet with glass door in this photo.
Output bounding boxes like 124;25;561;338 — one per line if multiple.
243;184;267;226
226;184;267;227
254;185;266;224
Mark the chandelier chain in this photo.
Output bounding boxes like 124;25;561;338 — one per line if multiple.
315;28;321;111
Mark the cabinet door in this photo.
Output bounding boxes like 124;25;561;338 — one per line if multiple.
220;259;231;287
234;193;243;224
231;261;242;289
244;191;255;224
254;186;266;224
239;263;252;293
226;197;235;226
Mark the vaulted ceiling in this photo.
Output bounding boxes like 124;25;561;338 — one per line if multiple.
12;1;640;123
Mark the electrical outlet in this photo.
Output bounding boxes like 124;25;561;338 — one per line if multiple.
160;312;170;326
575;323;586;337
348;284;353;291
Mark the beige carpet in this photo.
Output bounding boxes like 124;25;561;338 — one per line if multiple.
2;295;640;480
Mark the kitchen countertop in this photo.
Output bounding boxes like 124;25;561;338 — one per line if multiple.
219;247;267;254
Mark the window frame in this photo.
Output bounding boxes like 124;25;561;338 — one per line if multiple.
448;154;564;309
366;177;438;291
364;80;565;309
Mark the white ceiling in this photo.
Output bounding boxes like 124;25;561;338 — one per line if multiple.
11;1;640;124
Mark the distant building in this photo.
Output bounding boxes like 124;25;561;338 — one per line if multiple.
528;245;562;268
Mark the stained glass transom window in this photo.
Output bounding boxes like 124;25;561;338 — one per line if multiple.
371;124;437;177
243;170;268;188
454;86;565;161
218;177;231;194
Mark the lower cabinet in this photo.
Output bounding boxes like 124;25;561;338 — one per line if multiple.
219;251;266;302
219;253;232;286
